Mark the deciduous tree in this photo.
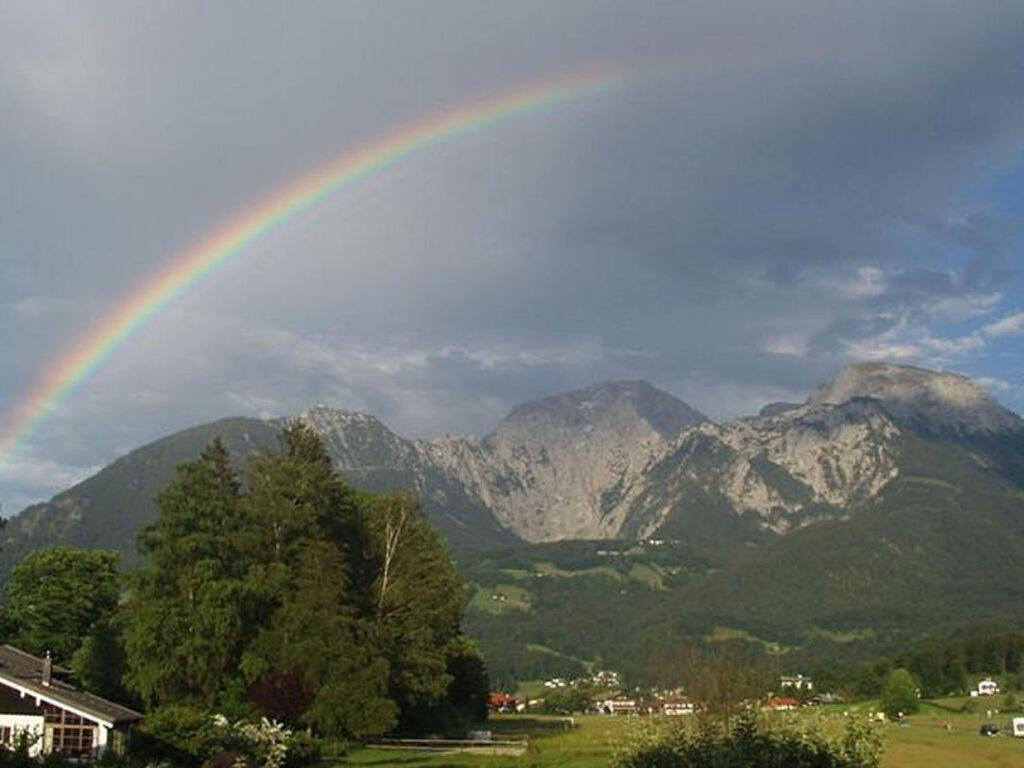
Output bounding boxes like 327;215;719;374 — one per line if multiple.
5;547;120;661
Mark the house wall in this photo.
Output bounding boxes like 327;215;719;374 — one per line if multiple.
0;685;43;715
0;714;45;757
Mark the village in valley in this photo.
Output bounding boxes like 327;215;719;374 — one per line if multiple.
483;671;1024;741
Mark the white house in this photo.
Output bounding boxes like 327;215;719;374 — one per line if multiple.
597;694;638;715
1012;717;1024;738
0;646;141;760
977;678;999;696
780;674;814;692
661;698;695;716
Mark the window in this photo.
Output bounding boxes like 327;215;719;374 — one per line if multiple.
0;726;10;745
50;725;94;755
42;705;98;758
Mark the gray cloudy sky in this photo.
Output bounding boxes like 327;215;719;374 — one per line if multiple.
3;1;1024;513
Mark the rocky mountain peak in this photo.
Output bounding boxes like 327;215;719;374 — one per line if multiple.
298;406;416;468
813;362;1021;433
490;380;706;443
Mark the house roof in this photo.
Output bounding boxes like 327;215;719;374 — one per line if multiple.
0;645;142;726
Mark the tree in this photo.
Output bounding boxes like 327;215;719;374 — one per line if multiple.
241;540;397;738
364;493;466;727
123;426;476;740
656;640;777;720
123;440;247;706
544;686;594;715
71;615;130;702
4;547;120;661
880;668;919;718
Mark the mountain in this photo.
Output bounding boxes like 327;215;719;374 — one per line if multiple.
622;363;1024;545
3;363;1023;680
458;364;1024;681
424;380;708;541
0;418;280;573
0;379;704;572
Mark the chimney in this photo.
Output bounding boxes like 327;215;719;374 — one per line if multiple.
42;652;51;687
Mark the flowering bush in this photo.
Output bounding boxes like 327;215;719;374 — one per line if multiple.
210;715;290;768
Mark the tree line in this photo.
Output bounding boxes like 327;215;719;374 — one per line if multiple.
0;423;488;750
813;628;1024;699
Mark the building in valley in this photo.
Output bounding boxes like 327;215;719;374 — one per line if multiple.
0;646;141;759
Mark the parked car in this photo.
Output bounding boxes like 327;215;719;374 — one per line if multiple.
979;723;999;736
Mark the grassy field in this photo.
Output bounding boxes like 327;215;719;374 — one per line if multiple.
335;708;1024;768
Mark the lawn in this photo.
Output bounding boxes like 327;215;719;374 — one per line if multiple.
335;709;1024;768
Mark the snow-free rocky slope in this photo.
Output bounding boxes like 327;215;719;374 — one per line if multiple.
3;364;1023;576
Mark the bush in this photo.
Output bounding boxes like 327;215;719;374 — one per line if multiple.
614;710;883;768
132;705;221;765
879;668;919;719
282;732;321;768
133;707;311;768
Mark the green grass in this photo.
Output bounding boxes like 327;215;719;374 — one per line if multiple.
469;584;532;614
807;626;877;644
901;476;960;492
334;710;1024;768
336;715;637;768
499;568;533;580
534;562;626;581
627;563;665;590
706;625;788;653
525;644;593;670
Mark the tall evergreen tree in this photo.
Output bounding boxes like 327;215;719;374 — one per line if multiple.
123;440;247;706
122;425;482;738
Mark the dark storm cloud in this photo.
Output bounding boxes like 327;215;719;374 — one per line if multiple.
3;1;1024;509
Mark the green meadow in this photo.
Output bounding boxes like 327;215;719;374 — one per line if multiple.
337;709;1024;768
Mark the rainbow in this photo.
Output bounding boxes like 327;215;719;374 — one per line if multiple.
0;67;634;468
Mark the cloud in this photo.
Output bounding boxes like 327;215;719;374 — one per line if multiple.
983;312;1024;337
3;1;1024;509
976;376;1012;393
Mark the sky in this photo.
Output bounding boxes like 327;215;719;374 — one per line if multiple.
2;1;1024;514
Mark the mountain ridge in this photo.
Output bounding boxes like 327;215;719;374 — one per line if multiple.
2;365;1022;571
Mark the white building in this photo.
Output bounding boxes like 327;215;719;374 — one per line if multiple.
780;674;814;692
976;678;999;696
0;646;141;760
597;694;638;715
661;699;695;716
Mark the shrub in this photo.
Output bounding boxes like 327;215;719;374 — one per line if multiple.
879;668;919;719
211;715;289;768
132;705;221;765
614;710;883;768
282;732;321;768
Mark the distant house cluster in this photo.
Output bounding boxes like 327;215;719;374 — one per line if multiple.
492;671;841;719
542;670;621;690
595;691;696;716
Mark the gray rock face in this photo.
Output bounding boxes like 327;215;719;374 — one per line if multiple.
300;366;1023;544
303;381;708;542
424;381;707;541
813;362;1022;434
626;398;903;539
5;363;1021;569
